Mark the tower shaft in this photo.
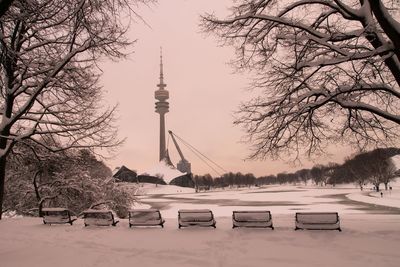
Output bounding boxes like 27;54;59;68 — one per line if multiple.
155;48;169;161
159;113;166;161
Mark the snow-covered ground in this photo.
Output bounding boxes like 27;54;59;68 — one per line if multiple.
1;182;400;267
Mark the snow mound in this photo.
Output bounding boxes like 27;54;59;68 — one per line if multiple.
140;160;186;184
390;155;400;170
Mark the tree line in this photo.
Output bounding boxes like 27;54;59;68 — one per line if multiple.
194;147;400;192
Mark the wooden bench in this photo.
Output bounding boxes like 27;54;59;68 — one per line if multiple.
295;212;341;231
129;209;165;228
178;209;216;228
232;210;274;229
42;208;77;225
83;209;119;227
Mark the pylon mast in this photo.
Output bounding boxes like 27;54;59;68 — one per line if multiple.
168;130;192;174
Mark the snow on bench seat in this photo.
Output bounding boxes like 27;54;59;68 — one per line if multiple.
129;209;165;228
83;209;119;227
178;209;216;228
295;212;341;231
42;208;77;225
232;210;274;229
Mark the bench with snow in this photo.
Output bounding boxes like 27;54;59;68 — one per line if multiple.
83;209;119;227
295;212;341;231
42;208;77;225
232;210;274;229
178;209;216;228
129;209;165;228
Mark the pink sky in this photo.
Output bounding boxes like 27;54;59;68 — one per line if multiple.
100;0;349;176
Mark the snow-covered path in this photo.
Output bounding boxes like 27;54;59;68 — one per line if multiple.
347;190;400;209
2;184;400;267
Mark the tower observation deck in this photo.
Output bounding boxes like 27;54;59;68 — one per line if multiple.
155;48;169;161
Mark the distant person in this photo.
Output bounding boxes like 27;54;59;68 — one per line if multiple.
380;192;383;198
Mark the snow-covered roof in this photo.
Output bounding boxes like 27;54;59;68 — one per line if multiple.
140;160;186;184
112;167;120;176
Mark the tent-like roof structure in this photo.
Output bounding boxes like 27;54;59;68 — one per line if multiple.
140;159;186;184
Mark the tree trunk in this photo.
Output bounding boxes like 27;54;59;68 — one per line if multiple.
357;180;363;191
32;171;42;216
38;201;44;217
0;155;6;219
384;182;388;190
375;183;380;192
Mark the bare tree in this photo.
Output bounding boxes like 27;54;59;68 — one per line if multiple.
344;155;369;190
310;165;325;186
296;168;310;185
202;0;400;161
5;142;135;218
380;158;396;190
347;148;397;191
0;0;152;218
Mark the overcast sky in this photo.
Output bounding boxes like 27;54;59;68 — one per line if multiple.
100;0;349;176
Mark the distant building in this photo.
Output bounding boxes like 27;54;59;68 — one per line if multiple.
113;165;137;183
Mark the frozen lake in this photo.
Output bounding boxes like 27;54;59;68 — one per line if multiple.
135;184;400;218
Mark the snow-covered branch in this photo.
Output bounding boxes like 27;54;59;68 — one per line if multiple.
202;0;400;160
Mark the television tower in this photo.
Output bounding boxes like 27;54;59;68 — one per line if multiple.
155;48;169;161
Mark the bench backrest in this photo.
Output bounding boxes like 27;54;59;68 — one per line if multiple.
296;212;339;224
178;209;214;222
233;211;271;222
83;210;114;226
129;210;162;223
